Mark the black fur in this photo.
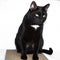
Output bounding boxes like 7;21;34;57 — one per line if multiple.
15;1;53;60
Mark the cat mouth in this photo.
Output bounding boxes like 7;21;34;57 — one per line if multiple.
30;25;40;30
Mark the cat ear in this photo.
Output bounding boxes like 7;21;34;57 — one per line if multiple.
30;1;37;11
44;4;50;11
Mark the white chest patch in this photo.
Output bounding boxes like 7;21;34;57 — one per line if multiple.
30;25;40;30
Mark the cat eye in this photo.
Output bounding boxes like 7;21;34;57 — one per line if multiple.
43;15;46;18
35;14;39;17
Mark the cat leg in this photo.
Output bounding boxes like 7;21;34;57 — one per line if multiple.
32;30;41;60
15;37;21;53
33;42;39;60
20;41;27;60
17;26;27;60
15;43;21;53
38;36;44;54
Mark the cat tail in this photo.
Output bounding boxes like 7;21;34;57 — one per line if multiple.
39;48;53;55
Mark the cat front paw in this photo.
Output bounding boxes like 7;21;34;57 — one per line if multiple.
21;54;27;59
33;54;39;60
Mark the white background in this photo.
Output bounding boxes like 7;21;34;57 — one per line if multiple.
0;0;60;60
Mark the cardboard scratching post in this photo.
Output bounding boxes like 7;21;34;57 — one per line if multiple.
5;50;48;60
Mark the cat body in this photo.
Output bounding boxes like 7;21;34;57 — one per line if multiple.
15;1;53;60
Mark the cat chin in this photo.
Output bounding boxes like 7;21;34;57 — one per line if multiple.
30;25;40;30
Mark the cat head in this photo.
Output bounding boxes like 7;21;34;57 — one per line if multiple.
24;1;50;26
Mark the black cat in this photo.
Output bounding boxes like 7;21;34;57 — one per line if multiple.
15;1;53;60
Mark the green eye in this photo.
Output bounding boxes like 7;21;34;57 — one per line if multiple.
35;14;39;17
